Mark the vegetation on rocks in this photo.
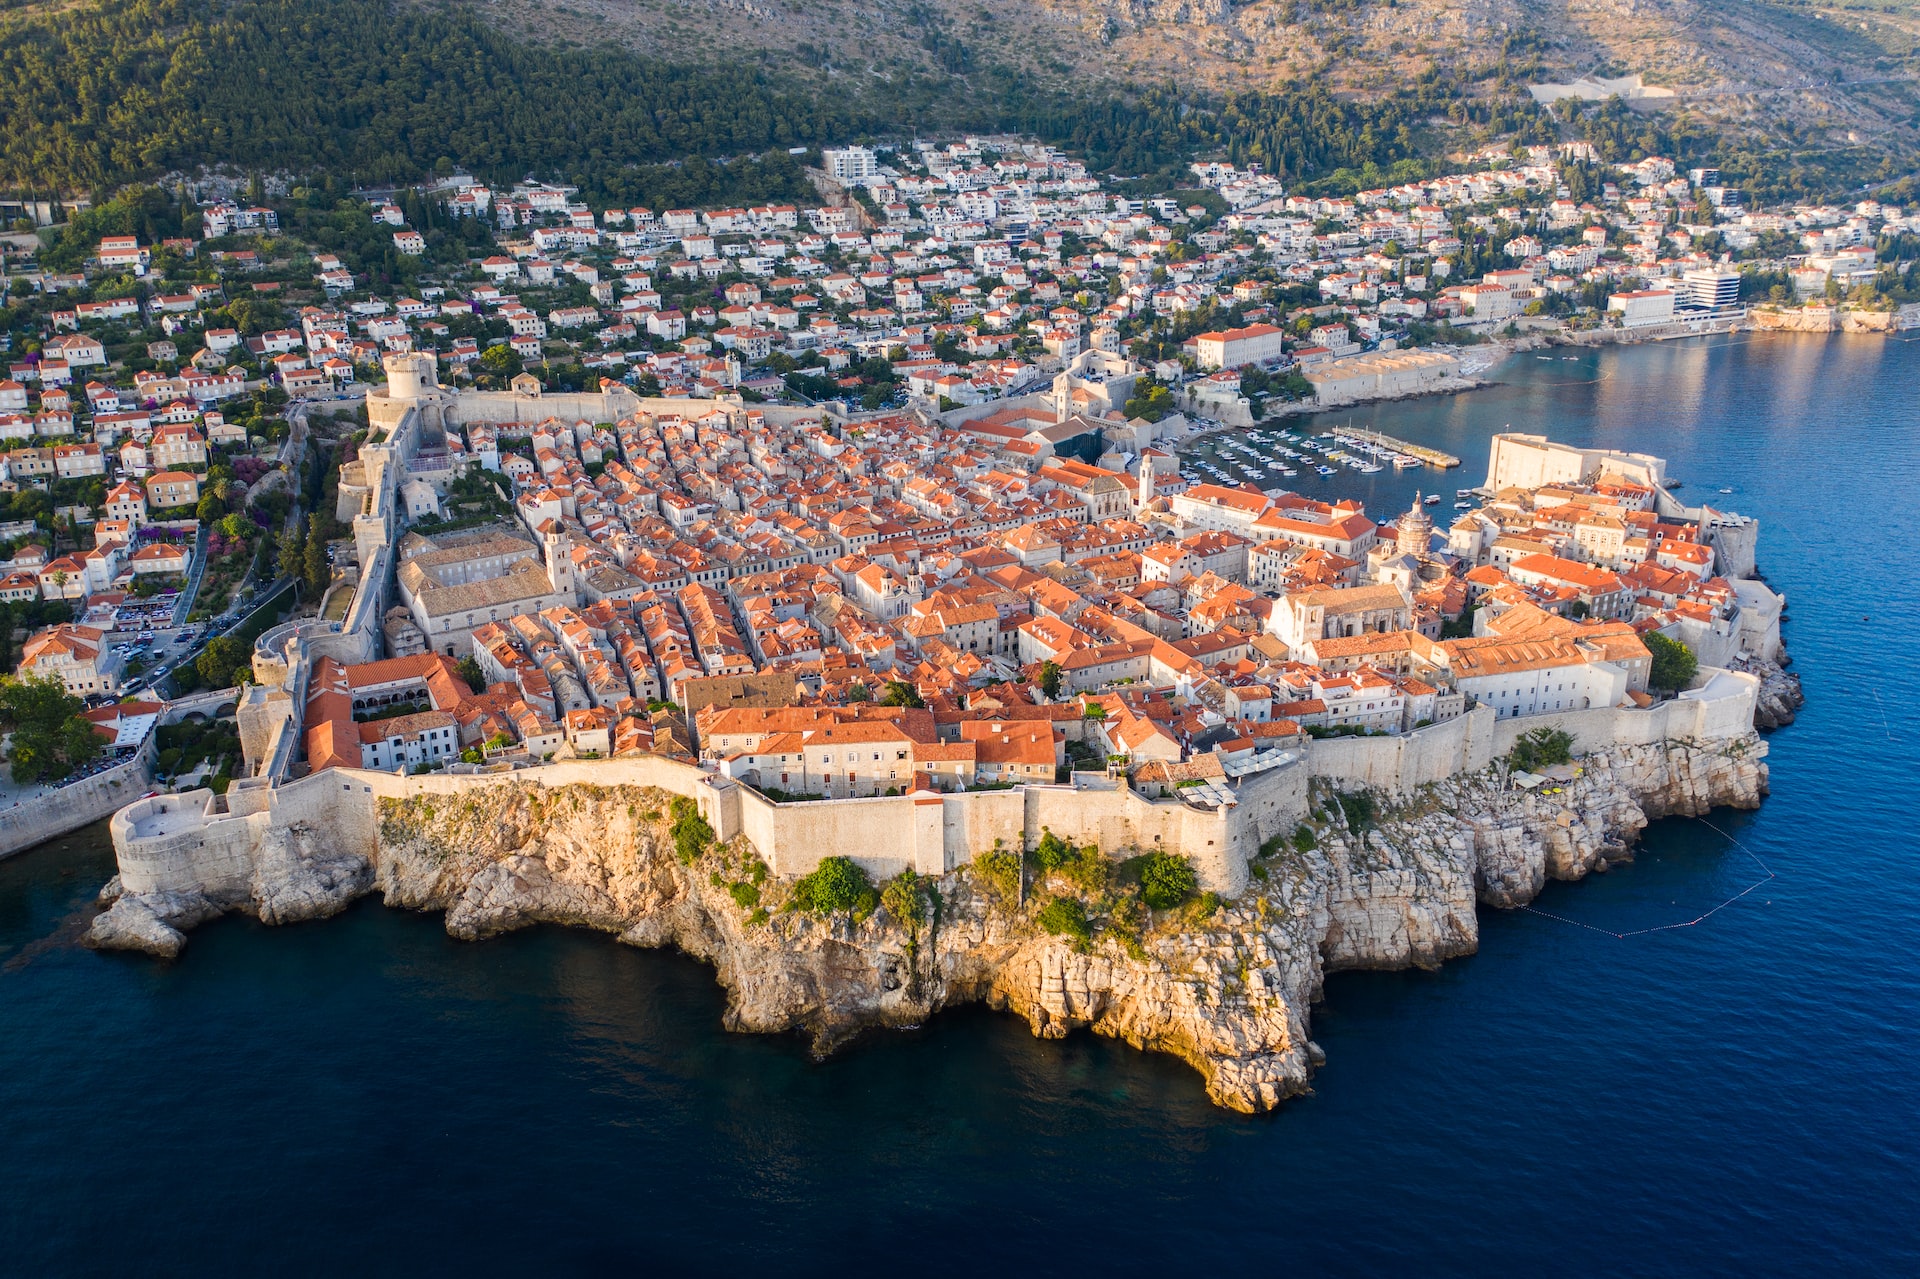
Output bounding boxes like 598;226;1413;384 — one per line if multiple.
881;869;932;936
789;855;877;920
973;845;1023;903
668;795;714;865
1335;790;1377;834
1034;896;1092;951
1507;726;1575;772
1136;852;1199;911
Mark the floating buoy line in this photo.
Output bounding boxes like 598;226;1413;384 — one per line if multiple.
1515;816;1775;939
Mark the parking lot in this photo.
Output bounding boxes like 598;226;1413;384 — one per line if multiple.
95;624;206;704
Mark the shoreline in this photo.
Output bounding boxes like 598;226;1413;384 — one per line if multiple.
83;732;1770;1111
1193;319;1908;437
85;653;1794;1110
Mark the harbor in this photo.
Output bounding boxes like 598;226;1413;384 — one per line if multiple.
1177;421;1463;502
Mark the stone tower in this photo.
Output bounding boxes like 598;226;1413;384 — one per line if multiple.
1139;453;1156;508
542;524;574;598
382;351;438;400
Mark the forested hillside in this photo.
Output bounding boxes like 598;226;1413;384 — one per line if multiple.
0;0;898;194
0;0;1536;199
0;0;1907;202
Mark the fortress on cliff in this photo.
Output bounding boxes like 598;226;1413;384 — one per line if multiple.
116;360;1771;915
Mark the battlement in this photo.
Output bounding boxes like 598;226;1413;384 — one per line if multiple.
107;667;1758;911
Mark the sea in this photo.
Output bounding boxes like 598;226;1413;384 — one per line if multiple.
4;333;1917;1274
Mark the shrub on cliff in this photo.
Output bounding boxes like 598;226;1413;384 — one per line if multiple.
668;796;715;865
974;848;1022;902
1336;791;1376;834
1033;828;1107;892
1035;896;1091;950
1033;829;1071;871
881;868;931;934
1137;852;1198;911
790;856;877;919
1508;727;1574;772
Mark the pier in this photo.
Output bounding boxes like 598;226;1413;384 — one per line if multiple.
1336;428;1461;469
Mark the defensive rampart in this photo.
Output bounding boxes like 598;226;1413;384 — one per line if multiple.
105;669;1756;903
1308;668;1758;794
1;736;156;860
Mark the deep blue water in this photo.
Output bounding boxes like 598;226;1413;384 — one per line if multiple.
4;333;1918;1274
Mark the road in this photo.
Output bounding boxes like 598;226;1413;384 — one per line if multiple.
135;576;295;700
170;523;211;629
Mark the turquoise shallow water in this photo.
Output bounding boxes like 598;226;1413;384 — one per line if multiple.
4;333;1918;1274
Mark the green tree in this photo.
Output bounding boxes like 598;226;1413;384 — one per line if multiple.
878;679;923;708
1646;632;1698;693
278;523;306;581
1508;727;1574;772
479;344;522;379
0;674;99;784
303;531;330;597
790;855;876;917
195;636;249;688
1123;380;1176;422
1137;852;1198;910
1038;661;1063;700
454;656;486;693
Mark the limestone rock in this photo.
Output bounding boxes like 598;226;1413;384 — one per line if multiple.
93;737;1770;1111
85;889;224;958
1748;660;1805;730
251;824;373;926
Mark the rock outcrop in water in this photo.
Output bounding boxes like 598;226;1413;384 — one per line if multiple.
87;736;1766;1110
1739;655;1805;731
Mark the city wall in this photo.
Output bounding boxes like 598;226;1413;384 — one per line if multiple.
1308;668;1758;795
106;671;1756;903
110;747;1287;899
1;736;156;861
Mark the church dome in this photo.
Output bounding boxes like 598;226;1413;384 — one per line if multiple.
1396;494;1434;556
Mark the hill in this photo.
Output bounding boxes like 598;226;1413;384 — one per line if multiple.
0;0;1914;201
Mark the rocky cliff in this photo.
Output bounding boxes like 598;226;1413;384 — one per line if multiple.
1737;654;1806;731
88;737;1766;1111
1748;305;1920;334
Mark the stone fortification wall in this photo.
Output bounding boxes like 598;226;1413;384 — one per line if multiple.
109;748;1285;903
1307;669;1758;795
0;738;155;860
111;788;265;897
105;671;1754;906
1308;708;1498;795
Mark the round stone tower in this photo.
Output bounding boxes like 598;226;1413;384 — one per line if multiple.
382;351;439;400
